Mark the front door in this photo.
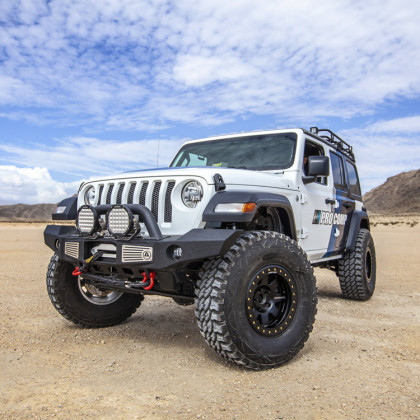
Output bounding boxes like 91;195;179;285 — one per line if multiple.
299;140;334;260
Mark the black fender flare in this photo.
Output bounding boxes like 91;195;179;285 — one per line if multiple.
52;196;78;220
345;210;370;251
202;191;297;240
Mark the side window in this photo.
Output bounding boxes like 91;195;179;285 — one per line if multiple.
303;140;327;185
330;152;347;190
345;160;361;196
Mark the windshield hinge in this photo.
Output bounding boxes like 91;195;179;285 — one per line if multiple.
214;173;226;192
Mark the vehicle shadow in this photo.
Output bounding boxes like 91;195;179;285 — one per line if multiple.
316;288;344;300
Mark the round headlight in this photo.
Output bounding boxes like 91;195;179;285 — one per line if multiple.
84;186;96;206
77;205;98;235
181;181;203;208
107;205;133;237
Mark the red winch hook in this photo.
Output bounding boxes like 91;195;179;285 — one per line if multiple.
72;267;82;276
72;253;102;277
141;271;156;290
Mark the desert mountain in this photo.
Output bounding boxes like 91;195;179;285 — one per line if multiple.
1;170;419;221
363;169;420;214
0;203;57;222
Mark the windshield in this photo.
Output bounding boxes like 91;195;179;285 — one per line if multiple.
170;133;297;170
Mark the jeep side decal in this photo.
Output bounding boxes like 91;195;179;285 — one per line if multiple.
312;210;347;226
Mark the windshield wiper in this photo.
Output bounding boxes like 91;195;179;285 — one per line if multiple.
228;165;248;169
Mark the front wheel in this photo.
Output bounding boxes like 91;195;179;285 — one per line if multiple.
195;231;317;370
46;254;143;327
338;228;376;301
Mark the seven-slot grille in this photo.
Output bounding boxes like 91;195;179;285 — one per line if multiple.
95;180;176;223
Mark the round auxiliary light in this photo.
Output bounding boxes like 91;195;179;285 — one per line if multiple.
107;205;133;237
77;205;98;235
181;181;203;208
84;186;96;206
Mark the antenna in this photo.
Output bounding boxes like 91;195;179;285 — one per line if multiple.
156;119;161;167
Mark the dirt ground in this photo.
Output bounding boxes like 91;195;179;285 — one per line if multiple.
0;219;419;419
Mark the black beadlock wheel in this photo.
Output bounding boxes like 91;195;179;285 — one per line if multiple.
46;254;143;328
194;231;317;370
338;228;376;301
245;265;298;337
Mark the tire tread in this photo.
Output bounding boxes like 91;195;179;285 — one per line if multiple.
194;231;317;370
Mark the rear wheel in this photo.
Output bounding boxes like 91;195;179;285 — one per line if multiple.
46;254;143;327
338;228;376;301
195;231;317;370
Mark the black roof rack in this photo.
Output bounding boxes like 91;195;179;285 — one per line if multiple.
306;127;355;161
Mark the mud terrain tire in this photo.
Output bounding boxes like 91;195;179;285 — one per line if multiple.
46;254;143;327
195;231;317;370
338;228;376;301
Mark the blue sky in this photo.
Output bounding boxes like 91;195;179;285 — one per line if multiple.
0;0;419;204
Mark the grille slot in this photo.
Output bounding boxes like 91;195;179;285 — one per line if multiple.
97;185;104;205
116;183;125;204
65;242;79;259
151;182;161;221
127;183;136;204
139;182;148;206
164;181;175;222
106;184;114;204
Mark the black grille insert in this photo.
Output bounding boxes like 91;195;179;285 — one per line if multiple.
97;185;104;205
164;181;175;223
151;182;161;221
127;183;136;204
116;184;125;204
139;182;148;206
106;184;114;204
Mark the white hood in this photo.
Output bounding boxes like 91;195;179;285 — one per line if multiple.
84;167;293;190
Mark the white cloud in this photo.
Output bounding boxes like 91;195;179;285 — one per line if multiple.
173;55;257;87
0;166;80;204
0;136;186;179
0;1;420;127
364;116;420;134
343;121;420;193
1;0;420;202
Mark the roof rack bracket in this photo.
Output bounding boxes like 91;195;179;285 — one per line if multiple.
307;127;355;161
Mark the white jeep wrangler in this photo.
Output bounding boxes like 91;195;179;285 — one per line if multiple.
44;127;376;369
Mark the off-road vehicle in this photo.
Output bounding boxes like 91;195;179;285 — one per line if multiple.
44;127;376;369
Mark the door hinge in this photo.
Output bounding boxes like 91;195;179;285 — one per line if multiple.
300;193;307;204
298;227;308;239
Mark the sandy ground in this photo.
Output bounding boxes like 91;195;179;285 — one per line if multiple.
0;220;419;419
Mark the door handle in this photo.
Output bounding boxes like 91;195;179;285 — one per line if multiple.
343;202;352;209
325;198;335;205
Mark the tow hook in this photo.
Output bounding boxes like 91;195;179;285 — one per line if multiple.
72;251;104;276
142;271;155;290
72;252;156;291
125;271;156;290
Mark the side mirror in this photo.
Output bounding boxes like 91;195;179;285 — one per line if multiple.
307;155;330;176
303;156;330;184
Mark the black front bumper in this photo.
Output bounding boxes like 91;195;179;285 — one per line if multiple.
44;225;241;272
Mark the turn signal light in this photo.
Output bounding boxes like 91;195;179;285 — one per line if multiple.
242;203;257;213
